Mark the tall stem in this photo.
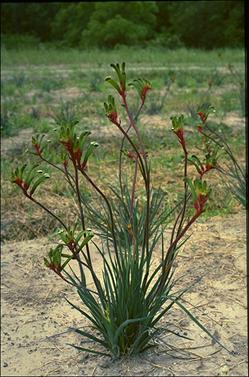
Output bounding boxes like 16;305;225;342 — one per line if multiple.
121;93;145;155
73;164;90;284
153;210;201;300
118;102;144;197
119;95;151;260
175;148;188;237
81;171;119;257
130;156;138;222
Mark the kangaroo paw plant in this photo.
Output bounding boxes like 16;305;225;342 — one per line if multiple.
12;63;232;358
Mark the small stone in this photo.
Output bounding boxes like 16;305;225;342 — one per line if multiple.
3;362;8;367
219;364;229;376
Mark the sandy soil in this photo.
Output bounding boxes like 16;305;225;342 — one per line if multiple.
1;210;247;377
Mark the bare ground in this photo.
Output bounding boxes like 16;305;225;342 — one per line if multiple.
1;210;247;377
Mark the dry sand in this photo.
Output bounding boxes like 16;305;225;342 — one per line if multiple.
1;211;247;376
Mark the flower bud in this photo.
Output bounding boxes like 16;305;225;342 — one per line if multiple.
171;115;187;152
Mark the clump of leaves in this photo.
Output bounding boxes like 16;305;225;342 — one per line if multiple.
11;72;27;88
1;105;17;137
89;72;102;92
12;63;232;358
51;101;79;127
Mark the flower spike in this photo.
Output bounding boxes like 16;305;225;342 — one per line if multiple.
171;114;187;152
104;95;120;125
129;78;152;104
105;62;126;95
11;165;50;197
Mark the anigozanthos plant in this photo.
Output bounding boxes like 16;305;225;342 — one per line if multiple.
11;63;232;358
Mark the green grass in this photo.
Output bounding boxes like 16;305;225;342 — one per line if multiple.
1;46;245;68
1;47;246;241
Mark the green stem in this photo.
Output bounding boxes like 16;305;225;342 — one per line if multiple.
152;210;201;302
176;148;188;237
73;164;89;285
81;171;119;257
122;93;145;155
118;101;144;197
119;95;151;262
130;156;138;222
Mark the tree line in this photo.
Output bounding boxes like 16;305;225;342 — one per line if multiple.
1;1;244;49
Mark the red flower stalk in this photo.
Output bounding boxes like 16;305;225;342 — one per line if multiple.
205;163;213;171
49;263;62;274
197;125;203;133
34;143;42;156
205;163;213;173
72;148;82;166
79;161;88;171
199;163;214;179
14;178;29;192
61;140;83;167
127;150;148;160
67;239;77;252
141;84;151;104
108;111;120;126
198;111;207;123
194;194;208;215
174;128;187;153
61;140;74;155
171;115;187;153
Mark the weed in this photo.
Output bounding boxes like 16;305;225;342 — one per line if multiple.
50;100;78;127
11;72;28;88
89;72;103;92
39;78;64;92
29;107;41;120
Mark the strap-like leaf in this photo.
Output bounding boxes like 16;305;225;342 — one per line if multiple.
105;77;120;92
172;299;233;354
67;343;110;357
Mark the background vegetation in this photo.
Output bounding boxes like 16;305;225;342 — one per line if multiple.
1;1;244;49
1;1;245;241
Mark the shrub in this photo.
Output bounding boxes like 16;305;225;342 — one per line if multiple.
12;63;232;358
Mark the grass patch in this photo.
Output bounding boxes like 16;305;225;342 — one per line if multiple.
1;48;246;241
1;46;245;68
